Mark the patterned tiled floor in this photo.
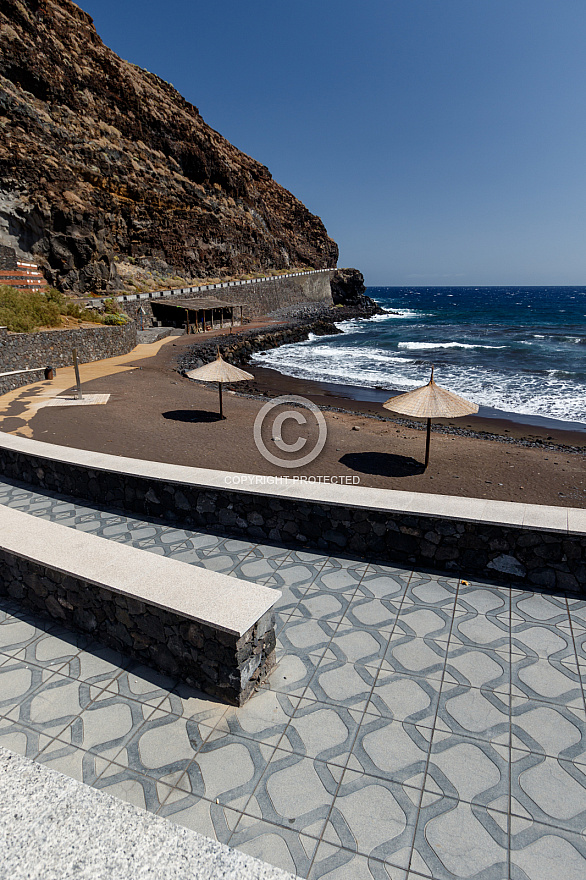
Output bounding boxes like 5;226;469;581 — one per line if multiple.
1;476;586;879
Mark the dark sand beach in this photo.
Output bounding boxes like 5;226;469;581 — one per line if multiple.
3;331;584;508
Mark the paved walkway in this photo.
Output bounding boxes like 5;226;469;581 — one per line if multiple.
1;477;585;879
0;333;180;436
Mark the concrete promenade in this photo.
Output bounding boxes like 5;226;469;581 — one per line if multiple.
0;747;297;880
1;476;586;879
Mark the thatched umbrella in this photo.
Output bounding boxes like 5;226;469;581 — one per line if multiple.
383;367;478;469
185;350;253;419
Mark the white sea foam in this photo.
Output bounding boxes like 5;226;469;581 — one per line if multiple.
254;340;586;424
380;308;424;319
367;309;421;321
395;363;586;423
334;309;424;334
253;342;419;391
398;341;506;351
531;333;585;345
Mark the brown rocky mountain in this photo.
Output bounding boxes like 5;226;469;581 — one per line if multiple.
0;0;338;293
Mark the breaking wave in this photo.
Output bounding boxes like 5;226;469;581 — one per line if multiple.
398;341;506;351
253;286;586;426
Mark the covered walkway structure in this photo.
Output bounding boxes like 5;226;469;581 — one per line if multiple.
150;296;245;333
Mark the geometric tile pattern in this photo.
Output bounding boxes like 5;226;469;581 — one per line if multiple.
1;476;586;879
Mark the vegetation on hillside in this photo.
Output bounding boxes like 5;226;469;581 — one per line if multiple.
0;287;128;333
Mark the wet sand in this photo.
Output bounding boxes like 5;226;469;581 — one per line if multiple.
3;333;584;508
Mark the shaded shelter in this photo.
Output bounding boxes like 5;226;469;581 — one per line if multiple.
185;351;253;419
150;297;244;332
383;367;478;469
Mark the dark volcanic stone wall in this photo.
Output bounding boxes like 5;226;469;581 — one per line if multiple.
207;272;335;318
0;0;338;292
0;367;46;396
0;322;137;372
0;444;584;594
120;270;336;325
0;547;276;706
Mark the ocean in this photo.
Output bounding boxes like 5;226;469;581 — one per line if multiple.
252;287;586;430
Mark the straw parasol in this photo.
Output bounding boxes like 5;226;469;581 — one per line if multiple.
185;350;253;419
383;367;478;469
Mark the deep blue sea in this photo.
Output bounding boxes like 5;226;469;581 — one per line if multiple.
253;287;586;428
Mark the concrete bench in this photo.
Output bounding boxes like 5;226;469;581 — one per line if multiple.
0;505;279;705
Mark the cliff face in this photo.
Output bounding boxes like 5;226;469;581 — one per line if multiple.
0;0;338;292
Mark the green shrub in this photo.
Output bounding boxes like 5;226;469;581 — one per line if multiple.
0;286;122;331
0;286;62;332
45;289;105;324
61;301;101;322
100;297;128;324
103;312;128;325
102;297;120;315
78;308;104;323
44;288;65;307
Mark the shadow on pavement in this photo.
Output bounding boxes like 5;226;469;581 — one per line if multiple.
340;451;425;477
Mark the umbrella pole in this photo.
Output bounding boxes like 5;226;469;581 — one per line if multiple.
219;382;224;419
424;418;431;469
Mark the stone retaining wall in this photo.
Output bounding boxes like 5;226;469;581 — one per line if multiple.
220;272;334;317
1;439;584;593
0;542;276;706
92;269;335;326
0;322;137;373
0;367;46;395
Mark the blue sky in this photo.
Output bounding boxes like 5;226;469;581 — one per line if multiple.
82;0;586;286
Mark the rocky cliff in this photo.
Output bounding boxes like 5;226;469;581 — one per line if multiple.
0;0;338;293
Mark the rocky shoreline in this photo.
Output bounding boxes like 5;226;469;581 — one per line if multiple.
177;292;383;373
177;312;342;374
315;409;586;455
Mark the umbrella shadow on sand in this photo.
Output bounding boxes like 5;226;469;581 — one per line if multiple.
162;409;224;423
340;452;425;477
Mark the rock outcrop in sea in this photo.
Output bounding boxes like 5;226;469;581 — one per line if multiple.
0;0;338;293
330;268;384;317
